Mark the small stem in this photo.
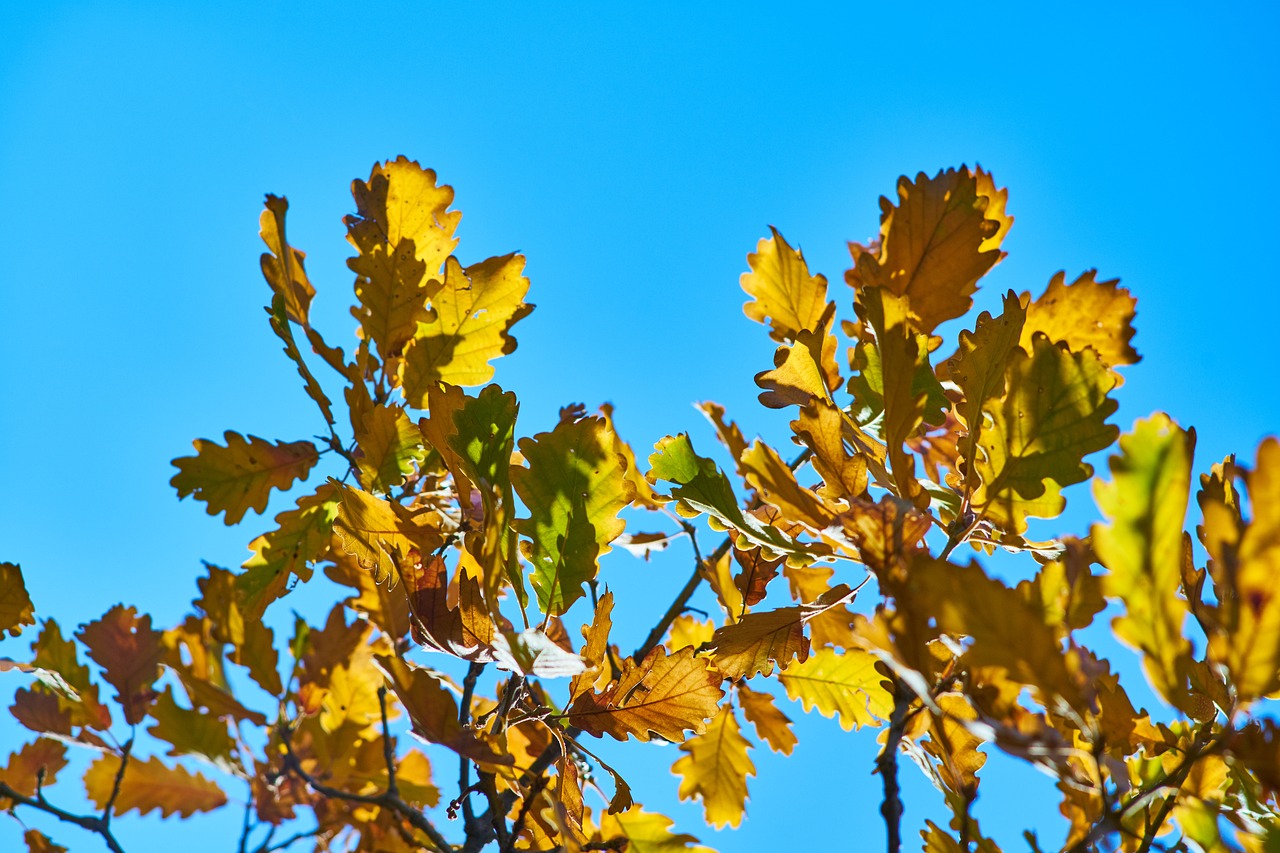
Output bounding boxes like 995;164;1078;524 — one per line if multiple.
1136;791;1178;853
877;679;911;853
102;734;135;826
378;686;398;798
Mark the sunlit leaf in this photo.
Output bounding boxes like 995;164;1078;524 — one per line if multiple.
259;194;315;325
736;683;796;755
146;687;238;773
673;704;754;829
0;563;35;638
1020;270;1139;382
0;739;68;802
28;620;111;730
239;482;338;618
84;754;228;818
1093;414;1195;706
778;646;891;731
331;481;444;587
354;402;426;493
755;302;840;409
513;414;633;616
400;554;493;660
846;166;1011;334
171;431;319;525
77;605;164;725
741;227;829;343
597;807;715;853
571;591;615;702
568;646;724;742
373;653;507;764
791;397;871;502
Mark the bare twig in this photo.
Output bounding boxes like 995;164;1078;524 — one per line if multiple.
377;686;398;798
458;661;484;830
0;781;128;853
102;734;135;827
877;679;911;853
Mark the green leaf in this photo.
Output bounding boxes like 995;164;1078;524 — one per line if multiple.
239;483;339;618
146;687;238;773
513;415;633;616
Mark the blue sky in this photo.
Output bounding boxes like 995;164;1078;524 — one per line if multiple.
1;2;1277;851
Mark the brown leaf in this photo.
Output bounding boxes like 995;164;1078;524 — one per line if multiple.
401;554;494;661
731;546;785;609
28;620;112;730
707;607;809;680
567;646;724;742
77;605;164;725
0;739;68;801
84;754;227;818
374;653;508;764
571;591;615;703
23;829;68;853
0;563;35;638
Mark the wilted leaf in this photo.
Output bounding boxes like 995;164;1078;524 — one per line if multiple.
778;646;891;731
239;483;339;618
259;194;315;325
513;415;633;616
568;646;724;742
741;227;829;343
171;432;319;525
971;336;1119;534
846;166;1011;334
1020;270;1139;381
673;704;755;829
0;563;35;638
737;683;796;755
84;754;227;818
77;605;164;725
1093;414;1195;706
399;254;533;402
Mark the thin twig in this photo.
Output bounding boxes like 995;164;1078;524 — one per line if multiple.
102;734;135;827
1135;789;1178;853
0;781;128;853
377;686;398;798
877;678;911;853
458;661;484;830
501;775;549;853
259;826;323;853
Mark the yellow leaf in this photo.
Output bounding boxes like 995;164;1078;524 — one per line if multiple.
1019;270;1139;382
921;693;986;799
171;431;319;525
319;643;384;734
0;739;68;803
399;253;533;402
354;403;425;493
325;547;412;641
740;227;829;343
84;754;227;818
1211;437;1280;702
331;481;444;587
791;397;871;503
239;483;338;618
673;704;754;829
567;646;724;742
736;683;796;755
739;440;837;532
77;605;164;725
597;807;716;853
846;166;1011;335
971;336;1119;534
1093;414;1195;706
668;614;715;652
778;646;891;731
0;562;35;638
730;545;785;610
781;564;856;649
513;415;633;616
754;302;840;409
571;592;616;702
258;194;315;325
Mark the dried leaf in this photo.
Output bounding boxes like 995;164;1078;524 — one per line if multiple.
0;739;68;801
77;605;164;725
568;646;724;742
373;653;507;764
84;754;227;818
571;592;615;702
29;620;111;730
0;563;35;638
258;194;315;325
673;704;754;829
706;606;809;680
171;432;319;525
23;829;68;853
737;683;796;755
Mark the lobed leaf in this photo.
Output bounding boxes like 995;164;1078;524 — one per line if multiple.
596;807;716;853
0;563;35;638
740;227;829;343
77;605;164;725
1019;270;1139;382
567;646;724;742
736;683;796;755
239;483;339;618
84;754;227;818
353;402;425;493
171;431;319;525
258;194;315;325
778;646;891;731
672;704;755;829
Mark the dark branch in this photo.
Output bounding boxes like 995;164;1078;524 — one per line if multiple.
0;781;128;853
877;679;910;853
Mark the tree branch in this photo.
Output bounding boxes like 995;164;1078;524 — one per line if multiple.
877;678;911;853
0;781;128;853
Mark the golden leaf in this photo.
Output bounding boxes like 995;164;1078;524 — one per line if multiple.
258;194;315;325
921;693;987;800
846;166;1011;334
596;807;716;853
668;614;715;653
373;653;507;764
331;481;444;587
567;646;724;742
399;253;533;402
791;397;871;503
239;483;338;618
1093;414;1195;706
325;548;411;641
782;564;856;649
1019;270;1139;382
602;403;664;510
740;227;830;343
171;431;319;525
513;415;633;616
754;302;840;409
739;440;837;533
736;683;796;755
354;403;425;493
571;592;615;703
193;565;281;696
84;754;227;818
146;687;238;772
778;646;891;731
0;739;68;803
971;336;1119;534
0;563;35;638
696;402;751;477
77;605;164;725
706;604;812;680
673;704;755;829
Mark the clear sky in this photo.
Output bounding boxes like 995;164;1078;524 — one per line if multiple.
1;2;1277;851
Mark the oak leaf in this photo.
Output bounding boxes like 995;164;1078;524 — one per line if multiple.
325;547;411;641
596;807;715;853
354;403;425;493
754;302;840;409
668;614;715;653
970;336;1119;534
791;397;871;503
84;754;227;818
1092;415;1195;706
1019;270;1139;382
147;687;238;773
0;563;34;637
741;227;830;343
331;481;444;587
739;440;838;533
672;704;755;829
778;646;891;731
571;591;615;702
845;166;1011;334
259;194;315;325
77;605;164;725
705;597;823;680
28;620;112;730
400;555;493;660
0;739;68;802
239;483;338;618
373;653;508;764
399;253;533;402
171;431;319;525
23;829;68;853
737;683;796;755
730;545;784;610
567;646;724;742
513;415;633;616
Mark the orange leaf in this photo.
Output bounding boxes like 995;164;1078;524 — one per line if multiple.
0;739;68;801
84;754;227;818
0;563;35;638
737;683;796;755
23;829;68;853
171;431;319;525
567;646;724;742
77;605;164;725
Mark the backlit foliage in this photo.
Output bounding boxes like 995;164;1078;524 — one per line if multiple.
2;158;1278;853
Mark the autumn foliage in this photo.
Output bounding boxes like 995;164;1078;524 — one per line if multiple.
4;157;1280;853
